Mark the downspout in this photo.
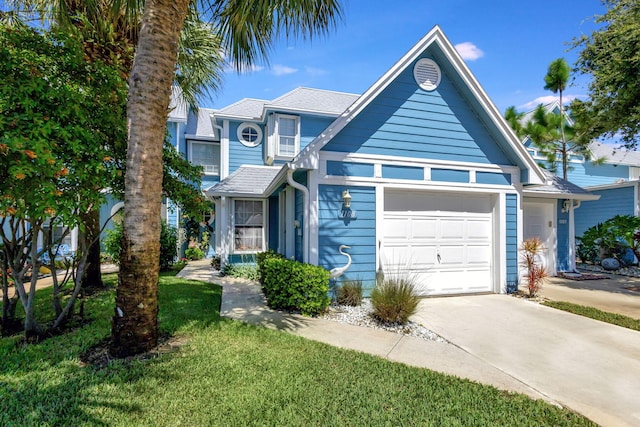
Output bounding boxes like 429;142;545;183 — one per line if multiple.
286;169;309;263
569;200;581;272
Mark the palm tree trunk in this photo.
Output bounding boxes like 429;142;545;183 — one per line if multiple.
80;208;104;289
110;0;190;358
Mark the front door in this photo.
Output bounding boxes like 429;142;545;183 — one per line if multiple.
523;200;556;275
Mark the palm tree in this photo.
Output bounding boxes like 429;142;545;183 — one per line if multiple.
5;0;223;291
543;58;571;179
112;0;344;357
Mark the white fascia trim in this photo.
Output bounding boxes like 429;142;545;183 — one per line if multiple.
185;134;219;142
522;191;600;201
221;120;230;179
320;151;520;175
584;181;638;191
308;170;320;265
319;176;517;195
262;106;342;119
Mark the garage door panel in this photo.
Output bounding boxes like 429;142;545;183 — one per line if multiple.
467;220;492;239
411;218;437;239
440;219;466;239
383;191;493;296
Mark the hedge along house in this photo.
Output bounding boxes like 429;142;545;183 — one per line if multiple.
206;25;557;296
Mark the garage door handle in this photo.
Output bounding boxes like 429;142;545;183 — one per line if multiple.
437;253;441;263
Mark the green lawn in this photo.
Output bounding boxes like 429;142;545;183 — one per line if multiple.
543;300;640;332
0;274;593;426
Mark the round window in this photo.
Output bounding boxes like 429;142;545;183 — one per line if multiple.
237;123;263;147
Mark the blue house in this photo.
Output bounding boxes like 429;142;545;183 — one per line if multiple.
184;25;564;296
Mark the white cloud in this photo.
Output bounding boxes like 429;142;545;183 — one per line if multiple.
271;64;298;76
454;42;484;61
305;66;328;76
518;94;582;110
223;62;264;74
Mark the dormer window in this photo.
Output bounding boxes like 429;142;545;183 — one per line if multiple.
276;115;299;157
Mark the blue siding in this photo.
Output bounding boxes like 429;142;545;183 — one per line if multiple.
557;201;571;271
268;196;279;251
431;168;469;183
505;194;518;290
318;185;377;294
476;171;511;186
229;121;265;174
322;54;512;166
326;161;375;177
557;161;629;187
382;165;423;180
575;186;636;238
300;115;333;151
99;194;122;248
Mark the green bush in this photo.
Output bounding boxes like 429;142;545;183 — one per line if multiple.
210;255;221;270
104;221;178;270
262;257;330;316
336;279;363;306
578;215;640;264
185;247;204;261
221;262;259;280
256;250;285;284
370;275;419;324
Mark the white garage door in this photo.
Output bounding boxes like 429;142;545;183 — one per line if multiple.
382;191;493;296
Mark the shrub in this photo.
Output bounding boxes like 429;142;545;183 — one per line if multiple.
370;275;419;324
185;247;204;261
520;237;548;297
256;250;285;284
172;258;188;272
159;222;178;270
221;262;259;280
578;215;640;265
336;279;363;306
210;255;221;270
262;257;330;316
104;221;178;270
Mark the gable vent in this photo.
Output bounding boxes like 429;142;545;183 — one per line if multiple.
414;58;441;91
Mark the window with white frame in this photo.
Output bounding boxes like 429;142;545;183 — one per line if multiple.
233;200;264;252
188;140;220;175
237;122;263;147
276;115;299;157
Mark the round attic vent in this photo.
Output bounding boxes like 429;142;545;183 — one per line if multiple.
413;58;441;91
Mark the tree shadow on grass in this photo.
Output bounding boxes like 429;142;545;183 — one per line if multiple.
0;274;224;425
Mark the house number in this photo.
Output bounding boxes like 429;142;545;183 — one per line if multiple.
338;209;357;219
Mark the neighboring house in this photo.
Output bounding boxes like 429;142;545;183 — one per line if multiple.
193;25;564;296
570;142;640;238
519;101;640;268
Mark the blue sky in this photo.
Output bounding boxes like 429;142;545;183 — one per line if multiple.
205;0;606;115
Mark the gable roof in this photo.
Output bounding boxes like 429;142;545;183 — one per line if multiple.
168;86;188;122
268;87;359;116
214;98;268;120
205;166;282;198
185;108;218;140
289;25;546;185
589;141;640;166
213;87;359;121
523;170;599;200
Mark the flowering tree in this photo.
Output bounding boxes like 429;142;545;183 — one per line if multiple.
0;25;126;338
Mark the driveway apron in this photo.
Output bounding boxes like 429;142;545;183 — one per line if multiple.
412;295;640;427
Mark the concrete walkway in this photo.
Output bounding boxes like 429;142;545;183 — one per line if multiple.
543;275;640;320
178;260;640;426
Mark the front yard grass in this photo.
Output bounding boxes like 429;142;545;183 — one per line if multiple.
0;273;594;426
543;300;640;332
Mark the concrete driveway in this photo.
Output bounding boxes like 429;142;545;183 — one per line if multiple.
543;275;640;320
412;295;640;427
